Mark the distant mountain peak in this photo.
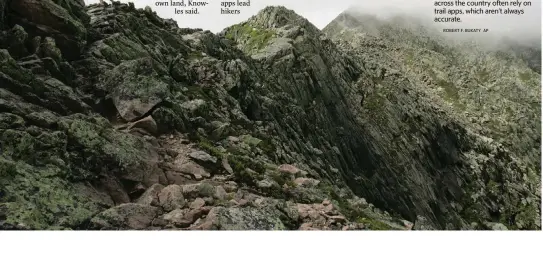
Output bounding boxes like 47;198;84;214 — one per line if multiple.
245;5;317;32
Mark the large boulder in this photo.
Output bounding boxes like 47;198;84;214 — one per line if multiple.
100;58;170;122
9;0;89;60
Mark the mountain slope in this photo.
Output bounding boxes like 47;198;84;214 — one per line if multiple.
324;11;541;169
0;1;540;230
0;1;407;230
321;10;541;229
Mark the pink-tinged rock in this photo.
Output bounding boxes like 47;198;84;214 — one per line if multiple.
299;223;318;230
128;116;158;135
222;157;234;175
213;186;228;200
164;171;190;185
294;177;320;187
278;164;301;175
403;220;414;230
163;209;190;227
342;223;365;230
189;198;206;209
297;204;313;219
99;175;130;205
163;206;213;228
136;184;165;206
189;207;220;230
223;181;238;193
327;215;347;224
158;185;186;211
183;207;212;224
323;204;335;214
178;162;211;180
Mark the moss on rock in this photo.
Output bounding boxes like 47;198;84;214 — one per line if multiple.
225;23;275;54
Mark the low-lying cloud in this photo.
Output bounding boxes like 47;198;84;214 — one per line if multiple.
346;0;541;45
84;0;540;45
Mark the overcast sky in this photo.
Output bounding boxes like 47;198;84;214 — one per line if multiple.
84;0;541;39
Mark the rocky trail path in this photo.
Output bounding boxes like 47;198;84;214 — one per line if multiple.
89;121;410;230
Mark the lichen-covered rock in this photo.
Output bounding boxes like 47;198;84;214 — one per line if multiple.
5;25;28;58
177;162;211;180
163;206;212;228
0;157;103;230
89;203;160;230
101;58;170;122
158;185;186;212
0;1;539;231
9;0;89;60
278;164;302;176
189;150;217;164
137;184;165;206
189;198;206;209
195;207;286;230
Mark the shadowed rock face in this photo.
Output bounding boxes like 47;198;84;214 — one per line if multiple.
321;11;541;228
7;0;89;60
0;2;539;230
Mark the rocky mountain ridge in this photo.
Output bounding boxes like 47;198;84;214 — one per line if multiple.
0;1;540;230
324;11;541;168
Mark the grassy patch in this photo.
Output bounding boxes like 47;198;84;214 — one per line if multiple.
476;68;490;84
268;170;296;188
518;71;533;83
187;51;204;60
356;217;396;230
404;50;415;65
225;23;275;53
364;91;386;112
318;182;358;219
227;154;265;185
255;137;276;156
436;79;460;101
197;139;224;159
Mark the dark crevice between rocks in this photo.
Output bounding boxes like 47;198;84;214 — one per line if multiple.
0;0;11;30
100;98;176;136
277;208;300;230
96;97;125;124
121;179;145;201
129;100;172;124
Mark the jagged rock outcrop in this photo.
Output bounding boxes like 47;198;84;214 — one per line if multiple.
0;2;540;230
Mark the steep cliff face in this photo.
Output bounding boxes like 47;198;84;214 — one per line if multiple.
324;12;541;169
0;1;540;230
322;11;541;229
